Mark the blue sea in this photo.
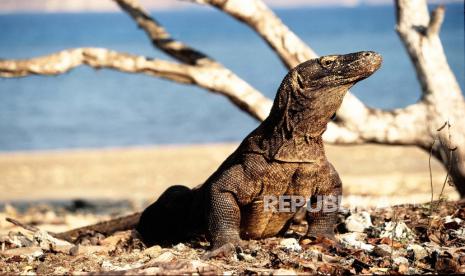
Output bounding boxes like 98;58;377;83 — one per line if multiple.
0;4;464;151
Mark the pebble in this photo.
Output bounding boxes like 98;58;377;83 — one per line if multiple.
445;216;462;224
300;238;311;245
142;245;162;258
407;244;428;260
174;243;188;251
152;251;175;262
5;232;34;248
34;230;72;250
0;246;43;258
393;256;409;265
237;252;255;262
398;263;409;274
380;221;415;241
345;212;373;232
339;232;374;252
372;244;391;257
453;228;465;239
279;238;301;252
100;230;132;250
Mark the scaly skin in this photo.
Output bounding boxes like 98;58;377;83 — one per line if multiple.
58;52;382;254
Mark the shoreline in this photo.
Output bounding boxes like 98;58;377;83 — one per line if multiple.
0;143;458;205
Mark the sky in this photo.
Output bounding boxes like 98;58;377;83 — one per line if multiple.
0;0;461;13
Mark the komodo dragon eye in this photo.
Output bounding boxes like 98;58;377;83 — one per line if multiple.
319;56;337;69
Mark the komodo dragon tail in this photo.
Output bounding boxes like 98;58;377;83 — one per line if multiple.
53;185;205;244
136;185;206;246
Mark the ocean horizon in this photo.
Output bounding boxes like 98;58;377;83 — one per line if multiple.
0;4;464;151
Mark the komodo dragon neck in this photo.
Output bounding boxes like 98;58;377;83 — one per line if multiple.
240;70;351;163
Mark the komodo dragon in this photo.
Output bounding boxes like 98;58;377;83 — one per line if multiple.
55;51;382;256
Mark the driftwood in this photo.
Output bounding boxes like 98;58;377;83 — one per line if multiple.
0;0;464;195
6;213;140;244
6;217;40;233
53;212;141;242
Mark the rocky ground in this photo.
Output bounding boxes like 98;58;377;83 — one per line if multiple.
1;199;464;275
0;144;460;274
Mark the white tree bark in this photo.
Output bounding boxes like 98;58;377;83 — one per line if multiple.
0;47;271;120
395;0;465;196
1;0;464;195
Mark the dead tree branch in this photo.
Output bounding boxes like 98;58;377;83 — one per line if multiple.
0;47;271;120
114;0;211;66
6;217;40;233
115;0;273;120
114;0;273;119
427;5;445;37
0;48;195;83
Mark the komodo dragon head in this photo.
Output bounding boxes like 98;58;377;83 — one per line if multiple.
269;51;382;138
252;51;382;162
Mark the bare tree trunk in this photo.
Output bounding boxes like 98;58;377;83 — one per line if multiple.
0;0;464;196
395;0;465;196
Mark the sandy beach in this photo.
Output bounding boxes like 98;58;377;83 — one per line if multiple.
0;143;458;207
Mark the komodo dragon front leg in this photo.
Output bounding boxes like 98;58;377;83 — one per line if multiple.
203;190;242;258
202;161;260;258
306;162;342;239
